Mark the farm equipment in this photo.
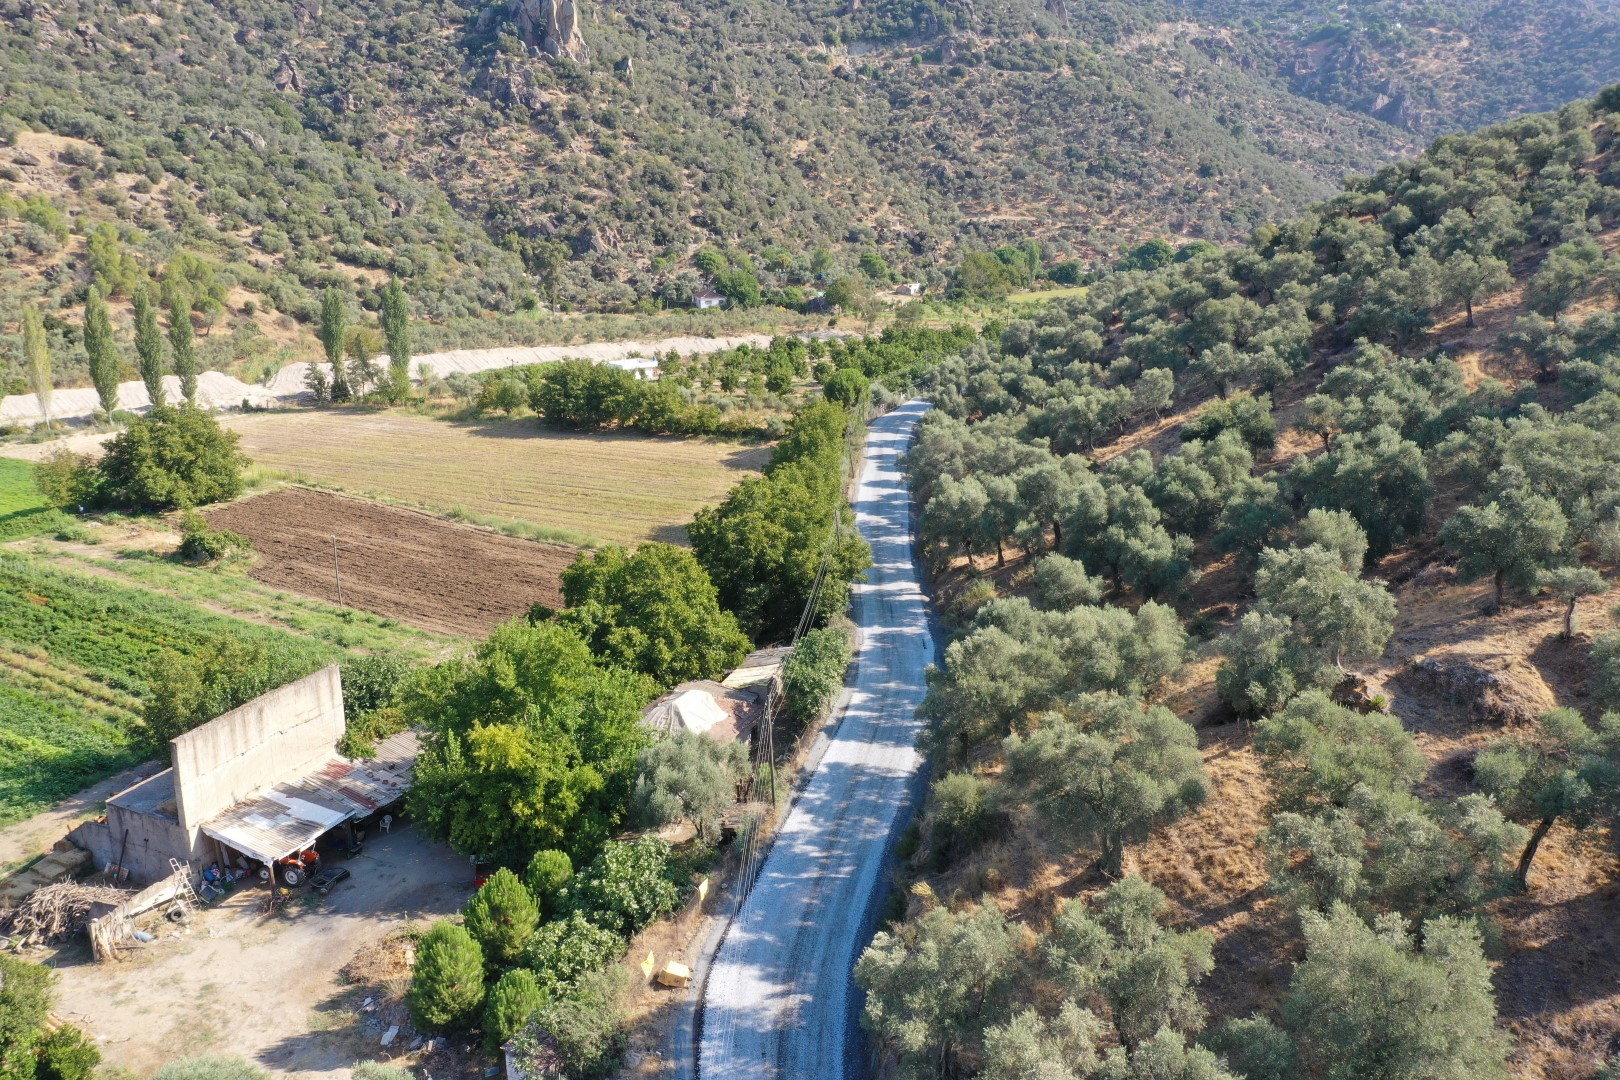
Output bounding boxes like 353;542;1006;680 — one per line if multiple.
309;865;351;896
258;849;320;887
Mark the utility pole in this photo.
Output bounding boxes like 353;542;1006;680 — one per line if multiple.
331;535;343;606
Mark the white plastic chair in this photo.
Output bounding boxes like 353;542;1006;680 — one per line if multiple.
380;814;393;835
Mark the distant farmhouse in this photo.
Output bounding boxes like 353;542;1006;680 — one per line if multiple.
694;289;726;309
605;355;660;380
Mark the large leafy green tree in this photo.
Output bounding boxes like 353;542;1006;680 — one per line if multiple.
1043;876;1216;1050
1440;482;1569;611
559;543;750;685
405;621;653;865
1283;906;1511;1080
97;406;246;510
1254;545;1396;668
630;731;748;839
1253;691;1427;813
689;456;869;641
855;904;1023;1079
1289;425;1432;558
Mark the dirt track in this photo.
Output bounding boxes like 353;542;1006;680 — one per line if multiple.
207;488;571;638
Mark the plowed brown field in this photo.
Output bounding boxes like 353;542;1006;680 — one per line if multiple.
207;488;571;637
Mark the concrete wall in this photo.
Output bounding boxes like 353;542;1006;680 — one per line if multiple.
71;803;199;885
172;665;345;834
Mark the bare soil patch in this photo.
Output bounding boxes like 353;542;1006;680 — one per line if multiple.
207;489;572;638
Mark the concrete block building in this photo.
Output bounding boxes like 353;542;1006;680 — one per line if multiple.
72;666;415;884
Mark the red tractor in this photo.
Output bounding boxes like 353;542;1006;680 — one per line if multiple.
258;849;320;886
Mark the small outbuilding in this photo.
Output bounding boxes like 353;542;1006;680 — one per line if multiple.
694;290;726;309
606;355;659;380
642;680;762;744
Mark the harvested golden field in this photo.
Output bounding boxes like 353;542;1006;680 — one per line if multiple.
222;411;772;547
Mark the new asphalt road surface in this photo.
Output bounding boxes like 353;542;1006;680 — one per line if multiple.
698;400;936;1079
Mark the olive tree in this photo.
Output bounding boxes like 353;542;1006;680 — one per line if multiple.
1004;692;1207;876
1474;708;1620;887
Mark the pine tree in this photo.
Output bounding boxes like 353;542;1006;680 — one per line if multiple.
484;969;545;1051
83;285;120;419
463;868;539;967
132;285;167;408
406;921;486;1030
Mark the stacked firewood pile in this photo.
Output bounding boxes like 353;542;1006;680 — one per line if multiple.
0;882;131;945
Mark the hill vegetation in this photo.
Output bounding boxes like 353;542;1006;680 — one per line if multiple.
3;0;1615;391
869;84;1620;1079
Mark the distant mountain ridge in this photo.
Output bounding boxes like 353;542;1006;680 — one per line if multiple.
0;0;1613;367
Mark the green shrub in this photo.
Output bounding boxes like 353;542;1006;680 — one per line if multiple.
32;449;101;512
484;969;547;1051
926;772;996;855
557;837;679;936
406;921;486;1031
464;868;540;968
522;912;626;995
512;968;629;1080
782;626;853;723
176;510;249;563
149;1058;269;1080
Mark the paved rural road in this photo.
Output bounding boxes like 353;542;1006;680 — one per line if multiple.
698;399;936;1080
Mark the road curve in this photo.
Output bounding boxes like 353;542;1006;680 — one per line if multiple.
698;399;936;1080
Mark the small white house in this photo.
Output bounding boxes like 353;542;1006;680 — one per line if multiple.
896;282;924;296
694;290;726;309
606;356;660;380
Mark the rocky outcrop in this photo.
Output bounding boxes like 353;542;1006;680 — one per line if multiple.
274;55;303;93
509;0;586;61
1406;653;1557;727
477;57;549;111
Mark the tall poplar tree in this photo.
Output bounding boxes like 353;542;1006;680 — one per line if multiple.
380;280;411;402
167;291;198;405
318;288;349;401
21;306;52;430
83;285;120;418
132;285;167;408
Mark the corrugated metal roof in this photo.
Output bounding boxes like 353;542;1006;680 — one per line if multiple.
200;731;419;864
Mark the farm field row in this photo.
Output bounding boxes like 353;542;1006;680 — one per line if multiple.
26;544;455;658
0;554;328;821
0;458;68;543
221;410;773;547
0;542;451;824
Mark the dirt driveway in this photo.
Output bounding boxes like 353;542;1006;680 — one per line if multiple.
50;825;472;1078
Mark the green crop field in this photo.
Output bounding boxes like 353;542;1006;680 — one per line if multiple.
0;551;445;825
0;458;68;542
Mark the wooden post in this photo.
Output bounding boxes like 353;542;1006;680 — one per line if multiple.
332;535;343;606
